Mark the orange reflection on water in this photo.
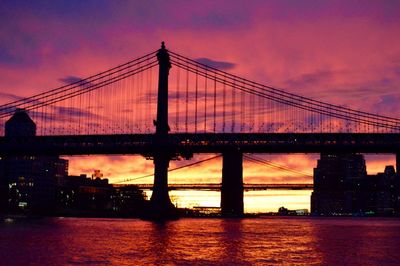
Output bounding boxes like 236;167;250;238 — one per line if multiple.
1;217;400;265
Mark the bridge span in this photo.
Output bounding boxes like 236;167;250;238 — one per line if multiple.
120;183;314;191
0;133;399;156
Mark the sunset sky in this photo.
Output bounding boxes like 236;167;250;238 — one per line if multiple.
1;1;400;211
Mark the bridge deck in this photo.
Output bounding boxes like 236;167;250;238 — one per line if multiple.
0;133;399;156
114;183;314;191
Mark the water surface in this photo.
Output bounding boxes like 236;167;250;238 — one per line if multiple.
0;217;399;265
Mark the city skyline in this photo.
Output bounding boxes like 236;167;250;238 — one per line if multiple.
1;1;400;209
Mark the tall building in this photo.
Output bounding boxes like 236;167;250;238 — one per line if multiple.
0;159;7;212
367;166;399;215
312;153;400;216
0;109;68;214
311;153;367;215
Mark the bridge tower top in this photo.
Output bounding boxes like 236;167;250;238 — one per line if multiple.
155;41;171;136
156;41;171;68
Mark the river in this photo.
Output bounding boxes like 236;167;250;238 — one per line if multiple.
0;217;399;265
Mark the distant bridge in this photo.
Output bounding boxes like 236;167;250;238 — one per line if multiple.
123;183;314;191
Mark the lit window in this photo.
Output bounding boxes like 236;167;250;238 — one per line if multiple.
18;202;28;208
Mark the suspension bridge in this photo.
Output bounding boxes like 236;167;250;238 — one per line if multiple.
1;42;400;218
127;183;313;191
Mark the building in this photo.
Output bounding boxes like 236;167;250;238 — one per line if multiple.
312;153;400;216
57;173;113;215
0;109;149;217
57;172;148;217
278;206;309;216
111;185;148;217
365;166;399;215
0;109;68;214
0;161;7;212
312;153;367;215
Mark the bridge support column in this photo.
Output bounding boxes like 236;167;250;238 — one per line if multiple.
396;153;400;176
149;152;176;218
221;150;244;217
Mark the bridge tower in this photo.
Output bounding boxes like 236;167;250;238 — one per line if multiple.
221;150;244;216
148;42;176;219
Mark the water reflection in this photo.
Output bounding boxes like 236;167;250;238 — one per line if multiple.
310;218;400;265
148;222;180;265
0;217;399;265
219;220;246;264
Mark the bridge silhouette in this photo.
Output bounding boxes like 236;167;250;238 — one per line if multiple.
1;42;400;218
125;183;313;191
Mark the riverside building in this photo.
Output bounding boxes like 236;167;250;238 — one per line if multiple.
311;153;400;216
0;109;68;214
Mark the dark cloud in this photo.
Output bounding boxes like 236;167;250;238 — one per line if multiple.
59;76;85;85
373;94;400;115
393;66;400;77
167;90;220;101
195;58;236;70
0;1;114;25
342;77;399;100
0;49;21;65
56;106;99;118
284;68;400;106
0;105;18;115
29;110;58;122
285;70;335;89
0;88;100;120
140;88;236;102
0;92;24;101
0;93;42;114
258;1;400;24
59;75;94;89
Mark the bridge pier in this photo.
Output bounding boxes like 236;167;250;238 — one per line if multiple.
221;150;244;217
148;152;176;219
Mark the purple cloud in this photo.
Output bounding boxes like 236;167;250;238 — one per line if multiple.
195;58;235;70
59;76;85;84
373;94;400;115
59;75;94;88
285;71;335;89
0;92;24;101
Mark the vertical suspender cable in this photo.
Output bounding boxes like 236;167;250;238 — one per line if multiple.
231;78;236;133
195;66;198;133
213;76;217;133
175;67;180;131
204;68;208;132
185;68;189;133
222;74;226;133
